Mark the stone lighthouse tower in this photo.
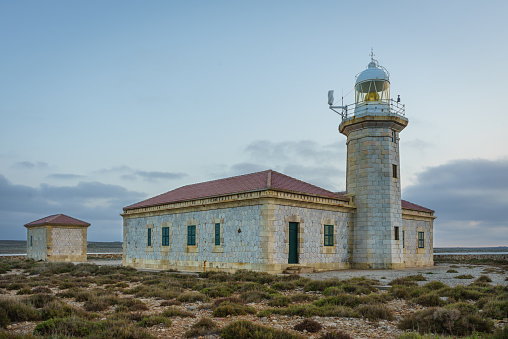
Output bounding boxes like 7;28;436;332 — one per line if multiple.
335;56;408;269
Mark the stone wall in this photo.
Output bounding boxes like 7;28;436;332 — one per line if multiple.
341;116;407;269
47;227;87;262
400;217;433;267
272;205;350;271
124;204;266;272
26;227;46;261
434;254;508;261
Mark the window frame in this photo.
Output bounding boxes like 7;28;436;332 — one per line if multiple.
394;226;400;241
418;231;425;248
393;164;398;178
402;230;405;248
324;224;334;246
214;223;221;246
30;235;33;247
162;227;169;246
187;225;196;246
147;228;152;247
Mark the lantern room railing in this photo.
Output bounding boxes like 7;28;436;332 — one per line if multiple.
330;98;405;121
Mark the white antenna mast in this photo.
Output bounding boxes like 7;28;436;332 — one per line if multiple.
328;90;348;118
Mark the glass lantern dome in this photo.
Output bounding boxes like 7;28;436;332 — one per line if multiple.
354;59;390;115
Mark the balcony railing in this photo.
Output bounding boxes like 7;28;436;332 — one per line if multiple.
330;99;405;121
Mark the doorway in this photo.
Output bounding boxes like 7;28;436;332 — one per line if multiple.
288;222;299;264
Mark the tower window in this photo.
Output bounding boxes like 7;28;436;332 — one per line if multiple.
324;224;334;246
214;223;221;246
393;164;398;178
402;230;405;248
187;225;196;246
30;235;33;247
147;228;152;247
162;227;169;246
394;226;399;240
392;130;396;143
418;232;425;248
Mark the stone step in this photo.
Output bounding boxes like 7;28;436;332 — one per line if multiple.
283;266;315;274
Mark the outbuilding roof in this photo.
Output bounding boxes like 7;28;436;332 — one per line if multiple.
124;170;349;211
401;200;434;213
24;214;90;227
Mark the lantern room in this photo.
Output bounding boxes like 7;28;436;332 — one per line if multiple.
354;58;390;115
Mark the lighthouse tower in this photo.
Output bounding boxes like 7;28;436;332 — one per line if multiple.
338;56;408;269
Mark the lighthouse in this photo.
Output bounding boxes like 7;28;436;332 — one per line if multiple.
336;55;408;269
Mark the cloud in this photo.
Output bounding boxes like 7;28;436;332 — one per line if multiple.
0;174;147;241
403;158;508;247
14;161;48;170
96;166;186;182
223;140;346;191
47;173;86;180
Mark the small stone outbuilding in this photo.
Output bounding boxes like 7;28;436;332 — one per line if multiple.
24;214;90;262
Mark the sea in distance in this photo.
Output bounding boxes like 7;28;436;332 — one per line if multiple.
0;240;507;256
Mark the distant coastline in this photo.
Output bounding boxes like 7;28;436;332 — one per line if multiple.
1;240;506;256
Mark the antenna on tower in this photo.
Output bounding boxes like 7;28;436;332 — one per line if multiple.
328;89;348;119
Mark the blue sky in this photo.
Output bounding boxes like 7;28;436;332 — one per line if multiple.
1;1;507;246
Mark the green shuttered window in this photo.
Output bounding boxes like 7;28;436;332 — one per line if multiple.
214;223;220;246
418;232;425;248
162;227;169;246
187;225;196;246
324;224;334;246
147;228;152;247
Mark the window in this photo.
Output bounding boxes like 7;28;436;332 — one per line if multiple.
30;235;32;247
214;223;221;246
394;226;399;240
418;232;425;248
392;130;396;143
162;227;169;246
187;225;196;246
402;230;405;248
147;228;152;247
393;164;398;178
324;224;334;246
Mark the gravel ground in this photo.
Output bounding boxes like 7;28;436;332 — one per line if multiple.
301;262;508;287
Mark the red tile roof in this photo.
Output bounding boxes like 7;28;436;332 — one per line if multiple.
124;170;349;211
336;192;433;213
401;200;434;213
24;214;90;227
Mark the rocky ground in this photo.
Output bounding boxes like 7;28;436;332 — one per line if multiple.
2;261;507;338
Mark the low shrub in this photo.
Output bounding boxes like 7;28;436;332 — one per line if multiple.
160;299;182;306
221;320;305;339
481;299;508;320
240;290;274;303
177;292;209;303
138;315;172;327
34;317;154;339
446;269;458;273
271;281;297;291
0;298;39;324
455;274;475;279
83;294;119;312
422;281;447;291
212;302;256;317
441;285;485;301
398;306;494;336
258;304;356;318
184;317;219;338
40;300;91;320
290;293;319;303
162;307;195;318
412;293;446;307
31;286;52;294
388;277;417;286
213;296;245;307
231;270;276;285
319;330;353;339
268;295;291;307
293;319;322;333
475;275;492;283
313;294;361;308
25;293;56;308
341;277;379;295
304;279;341;292
118;298;149;311
201;285;233;298
355;304;393;321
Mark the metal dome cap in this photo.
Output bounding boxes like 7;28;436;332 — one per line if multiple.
355;59;390;85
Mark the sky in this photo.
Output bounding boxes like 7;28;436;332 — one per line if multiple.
1;1;507;247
